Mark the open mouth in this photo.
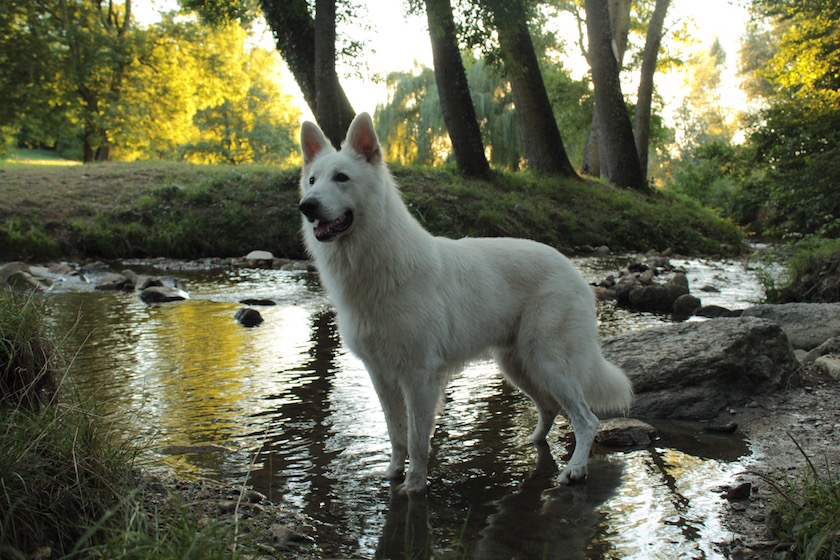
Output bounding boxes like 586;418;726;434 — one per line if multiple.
313;210;353;242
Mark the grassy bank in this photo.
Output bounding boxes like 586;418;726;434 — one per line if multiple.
0;160;742;261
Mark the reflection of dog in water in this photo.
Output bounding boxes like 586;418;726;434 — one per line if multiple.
376;447;624;560
298;112;633;494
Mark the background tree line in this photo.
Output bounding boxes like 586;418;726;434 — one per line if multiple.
2;0;837;239
0;1;301;165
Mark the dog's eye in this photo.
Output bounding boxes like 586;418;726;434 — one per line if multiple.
308;176;315;185
334;172;349;183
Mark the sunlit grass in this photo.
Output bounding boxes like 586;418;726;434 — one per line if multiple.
2;148;82;167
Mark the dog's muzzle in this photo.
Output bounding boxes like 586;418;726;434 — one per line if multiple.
299;198;353;242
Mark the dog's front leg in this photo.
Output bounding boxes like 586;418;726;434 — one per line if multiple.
368;369;408;479
399;379;442;494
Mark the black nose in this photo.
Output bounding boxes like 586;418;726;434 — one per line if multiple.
299;199;320;221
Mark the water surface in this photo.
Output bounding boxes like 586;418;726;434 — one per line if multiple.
44;256;764;558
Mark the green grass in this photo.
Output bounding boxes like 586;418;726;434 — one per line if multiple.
1;147;82;168
762;438;840;559
0;157;743;261
751;236;840;303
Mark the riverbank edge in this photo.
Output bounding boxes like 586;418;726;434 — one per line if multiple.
0;162;743;263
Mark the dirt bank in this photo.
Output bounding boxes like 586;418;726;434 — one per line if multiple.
716;365;840;558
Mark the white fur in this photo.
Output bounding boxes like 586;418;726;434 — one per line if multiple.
298;113;633;494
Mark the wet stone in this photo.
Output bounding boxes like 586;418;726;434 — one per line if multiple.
596;418;658;447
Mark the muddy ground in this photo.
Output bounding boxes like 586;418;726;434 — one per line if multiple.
716;365;840;559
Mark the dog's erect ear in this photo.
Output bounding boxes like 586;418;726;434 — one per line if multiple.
345;112;382;164
300;121;333;166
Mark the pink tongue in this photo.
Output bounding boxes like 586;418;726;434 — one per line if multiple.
314;221;333;238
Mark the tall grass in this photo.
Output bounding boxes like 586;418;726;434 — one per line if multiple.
759;437;840;559
0;291;280;558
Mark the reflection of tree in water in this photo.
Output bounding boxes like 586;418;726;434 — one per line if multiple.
248;308;351;546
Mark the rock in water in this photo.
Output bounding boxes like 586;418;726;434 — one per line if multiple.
139;286;189;304
602;317;798;420
235;308;264;327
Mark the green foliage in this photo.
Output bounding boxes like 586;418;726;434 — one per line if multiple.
63;165;303;259
665;141;768;230
763;439;840;559
736;0;840;237
394;165;740;254
374;55;591;171
668;0;840;239
0;4;301;165
0;221;61;261
755;237;840;303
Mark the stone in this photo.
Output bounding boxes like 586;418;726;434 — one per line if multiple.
801;336;840;366
139;286;189;304
627;281;688;312
245;250;274;260
673;293;702;318
596;418;658;447
137;276;164;290
594;245;610;257
814;355;840;380
602;317;798;420
239;298;276;306
695;305;742;318
4;270;49;292
94;272;134;291
725;482;752;501
741;303;840;350
235;308;264;327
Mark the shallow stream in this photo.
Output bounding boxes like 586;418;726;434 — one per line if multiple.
44;256;766;558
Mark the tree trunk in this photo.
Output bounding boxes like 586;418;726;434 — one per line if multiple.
259;0;354;146
314;0;350;148
634;0;670;180
585;0;647;190
424;0;491;178
494;11;577;177
581;116;600;176
582;0;631;178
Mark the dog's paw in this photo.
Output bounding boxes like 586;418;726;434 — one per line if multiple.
559;464;588;485
397;474;428;495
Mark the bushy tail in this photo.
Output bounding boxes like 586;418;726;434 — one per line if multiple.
585;358;634;416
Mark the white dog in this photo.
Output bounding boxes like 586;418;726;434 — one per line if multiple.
298;113;633;494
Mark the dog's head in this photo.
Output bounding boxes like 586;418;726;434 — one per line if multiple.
298;112;384;243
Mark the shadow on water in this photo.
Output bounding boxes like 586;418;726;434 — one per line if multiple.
41;262;760;559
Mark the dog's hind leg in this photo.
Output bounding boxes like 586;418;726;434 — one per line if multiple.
368;371;408;479
494;348;561;442
556;390;599;484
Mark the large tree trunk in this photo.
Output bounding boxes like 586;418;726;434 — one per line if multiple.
493;10;577;177
585;0;647;190
260;0;354;147
314;0;349;148
634;0;670;180
582;0;631;178
424;0;491;178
